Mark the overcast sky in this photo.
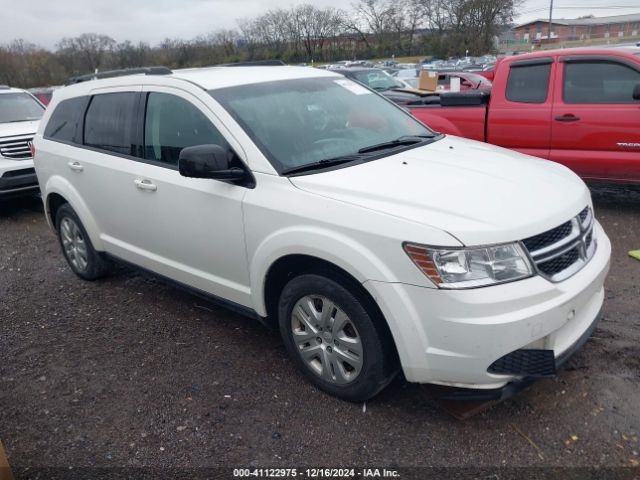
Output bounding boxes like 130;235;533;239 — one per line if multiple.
0;0;638;49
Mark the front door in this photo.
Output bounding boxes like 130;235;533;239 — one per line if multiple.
550;58;640;182
100;87;252;306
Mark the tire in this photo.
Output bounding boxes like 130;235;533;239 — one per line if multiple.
55;203;110;281
278;273;397;401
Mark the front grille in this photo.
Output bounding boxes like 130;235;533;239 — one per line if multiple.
0;134;33;159
578;207;589;224
585;231;593;249
537;247;580;277
522;221;572;252
522;206;596;282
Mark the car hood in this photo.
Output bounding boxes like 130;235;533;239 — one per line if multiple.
289;136;590;246
0;120;39;138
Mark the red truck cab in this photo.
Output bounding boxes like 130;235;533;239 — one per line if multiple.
411;47;640;183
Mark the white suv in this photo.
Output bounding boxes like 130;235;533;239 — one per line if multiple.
33;66;610;401
0;85;44;198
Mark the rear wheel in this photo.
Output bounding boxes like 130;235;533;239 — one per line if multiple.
278;273;397;401
55;203;110;280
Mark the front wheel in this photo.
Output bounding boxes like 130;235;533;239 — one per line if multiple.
278;273;397;401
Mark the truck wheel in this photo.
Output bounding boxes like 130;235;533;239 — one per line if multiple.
55;203;110;280
278;273;397;401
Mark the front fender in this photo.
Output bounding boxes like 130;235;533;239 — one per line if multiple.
249;226;398;317
44;175;105;251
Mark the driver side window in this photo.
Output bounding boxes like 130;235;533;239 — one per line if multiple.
144;92;229;166
563;61;640;104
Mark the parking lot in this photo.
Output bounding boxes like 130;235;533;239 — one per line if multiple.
1;186;639;475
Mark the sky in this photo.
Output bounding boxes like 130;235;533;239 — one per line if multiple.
0;0;639;49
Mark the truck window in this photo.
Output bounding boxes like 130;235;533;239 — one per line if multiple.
563;61;640;104
506;63;551;103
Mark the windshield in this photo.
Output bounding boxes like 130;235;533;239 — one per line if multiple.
350;70;404;91
0;93;44;123
210;77;435;174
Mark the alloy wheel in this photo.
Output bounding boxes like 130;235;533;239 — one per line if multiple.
60;217;89;272
290;295;363;385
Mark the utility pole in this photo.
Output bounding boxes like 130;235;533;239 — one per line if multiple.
548;0;554;41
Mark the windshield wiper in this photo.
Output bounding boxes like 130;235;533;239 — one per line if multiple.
282;155;365;175
357;135;434;154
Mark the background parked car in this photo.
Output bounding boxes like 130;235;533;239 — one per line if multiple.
401;71;492;91
27;86;61;106
330;67;422;105
410;47;640;184
0;85;44;198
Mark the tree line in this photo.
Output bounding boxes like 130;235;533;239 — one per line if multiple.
0;0;518;89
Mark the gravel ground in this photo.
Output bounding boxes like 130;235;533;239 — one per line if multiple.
0;186;639;478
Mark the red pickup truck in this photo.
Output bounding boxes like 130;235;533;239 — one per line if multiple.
410;48;640;183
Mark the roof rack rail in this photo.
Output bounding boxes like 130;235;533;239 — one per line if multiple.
67;66;173;85
221;60;287;67
0;85;10;90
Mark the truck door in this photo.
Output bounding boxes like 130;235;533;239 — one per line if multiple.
550;56;640;182
486;57;554;159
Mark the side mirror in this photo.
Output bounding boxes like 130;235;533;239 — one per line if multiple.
633;84;640;101
179;144;246;182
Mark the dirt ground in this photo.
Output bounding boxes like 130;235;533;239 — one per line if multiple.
0;186;639;478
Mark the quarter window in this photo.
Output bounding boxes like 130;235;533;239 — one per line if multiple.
43;97;87;144
563;61;640;104
144;93;228;166
84;92;139;156
506;63;551;103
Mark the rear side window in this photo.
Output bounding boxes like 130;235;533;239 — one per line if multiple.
506;63;551;103
84;93;138;156
43;97;87;144
143;92;228;166
563;61;640;104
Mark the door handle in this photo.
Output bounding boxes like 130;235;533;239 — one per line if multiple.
67;161;84;172
134;179;157;192
554;114;580;122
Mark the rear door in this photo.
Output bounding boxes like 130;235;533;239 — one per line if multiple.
79;88;144;241
550;56;640;182
486;57;555;159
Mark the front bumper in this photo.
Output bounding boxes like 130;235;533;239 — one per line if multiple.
438;305;602;401
0;159;38;196
364;221;611;390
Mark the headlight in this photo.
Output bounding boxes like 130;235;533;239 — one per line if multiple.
403;242;533;289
